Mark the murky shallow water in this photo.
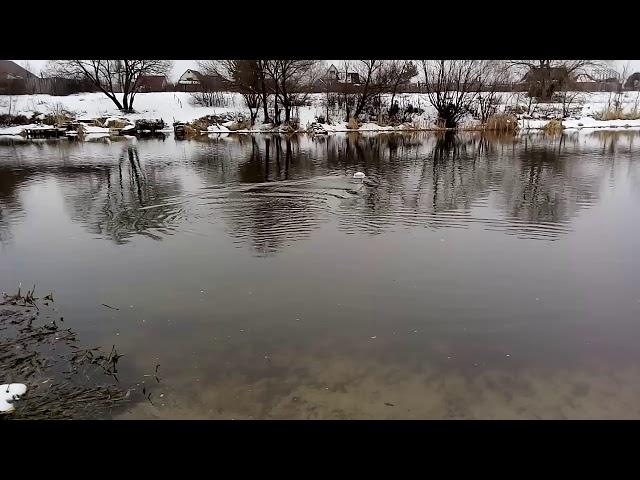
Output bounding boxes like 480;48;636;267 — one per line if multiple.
1;131;640;419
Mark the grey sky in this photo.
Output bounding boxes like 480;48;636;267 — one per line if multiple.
13;60;640;81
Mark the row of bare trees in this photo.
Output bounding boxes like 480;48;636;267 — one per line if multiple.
45;60;173;113
197;60;425;127
199;60;319;126
43;59;604;128
206;59;602;128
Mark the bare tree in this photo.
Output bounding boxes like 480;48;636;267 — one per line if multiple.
420;60;488;128
256;60;270;124
475;61;510;124
188;66;227;108
351;60;387;120
387;60;418;118
337;61;355;122
509;60;601;101
264;60;318;126
49;60;172;112
319;74;335;124
199;60;262;125
263;60;281;125
558;90;584;118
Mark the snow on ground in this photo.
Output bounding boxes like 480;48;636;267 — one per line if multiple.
207;124;231;133
1;90;640;135
80;125;110;134
0;91;242;125
522;116;640;131
0;124;41;135
1;383;27;413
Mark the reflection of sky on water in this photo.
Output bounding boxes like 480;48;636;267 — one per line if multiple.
1;131;640;419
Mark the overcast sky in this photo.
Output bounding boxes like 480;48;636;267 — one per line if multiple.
13;60;640;81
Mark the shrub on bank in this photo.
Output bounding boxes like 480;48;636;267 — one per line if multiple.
593;106;640;121
227;119;252;131
42;102;74;126
485;114;519;133
0;113;30;126
543;119;564;134
347;117;360;130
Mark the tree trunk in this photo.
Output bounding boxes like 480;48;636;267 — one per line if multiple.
284;102;291;124
273;90;280;125
284;138;291;179
264;138;270;180
344;93;351;122
325;92;330;123
258;63;270;123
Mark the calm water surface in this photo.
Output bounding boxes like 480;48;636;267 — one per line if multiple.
1;131;639;419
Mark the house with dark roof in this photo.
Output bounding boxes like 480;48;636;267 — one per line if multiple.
0;60;38;80
177;69;226;92
0;60;39;94
136;75;168;92
318;63;361;90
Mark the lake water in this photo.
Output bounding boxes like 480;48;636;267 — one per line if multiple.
1;130;640;419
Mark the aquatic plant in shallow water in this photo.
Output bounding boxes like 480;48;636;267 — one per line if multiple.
0;286;135;419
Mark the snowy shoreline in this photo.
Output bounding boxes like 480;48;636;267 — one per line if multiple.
2;91;640;136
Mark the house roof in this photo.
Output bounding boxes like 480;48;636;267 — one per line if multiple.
180;69;201;77
0;60;38;80
177;69;203;84
522;66;570;82
137;75;166;90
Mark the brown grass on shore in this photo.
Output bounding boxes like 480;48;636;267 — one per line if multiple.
543;119;564;135
485;114;519;133
593;106;640;121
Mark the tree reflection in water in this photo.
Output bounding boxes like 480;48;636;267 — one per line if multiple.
1;130;637;251
62;143;186;244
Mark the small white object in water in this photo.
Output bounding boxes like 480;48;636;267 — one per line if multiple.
1;383;27;413
353;172;366;180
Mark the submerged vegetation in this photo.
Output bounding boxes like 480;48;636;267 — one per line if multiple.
0;285;134;419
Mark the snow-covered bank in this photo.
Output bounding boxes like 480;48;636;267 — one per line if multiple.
2;90;640;136
0;92;241;125
521;117;640;131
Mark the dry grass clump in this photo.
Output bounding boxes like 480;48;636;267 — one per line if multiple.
189;116;216;132
593;106;640;121
181;125;198;137
278;123;296;133
347;117;360;130
227;119;251;131
485;113;519;133
42;102;74;126
103;118;132;129
0;113;30;126
543;119;564;135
